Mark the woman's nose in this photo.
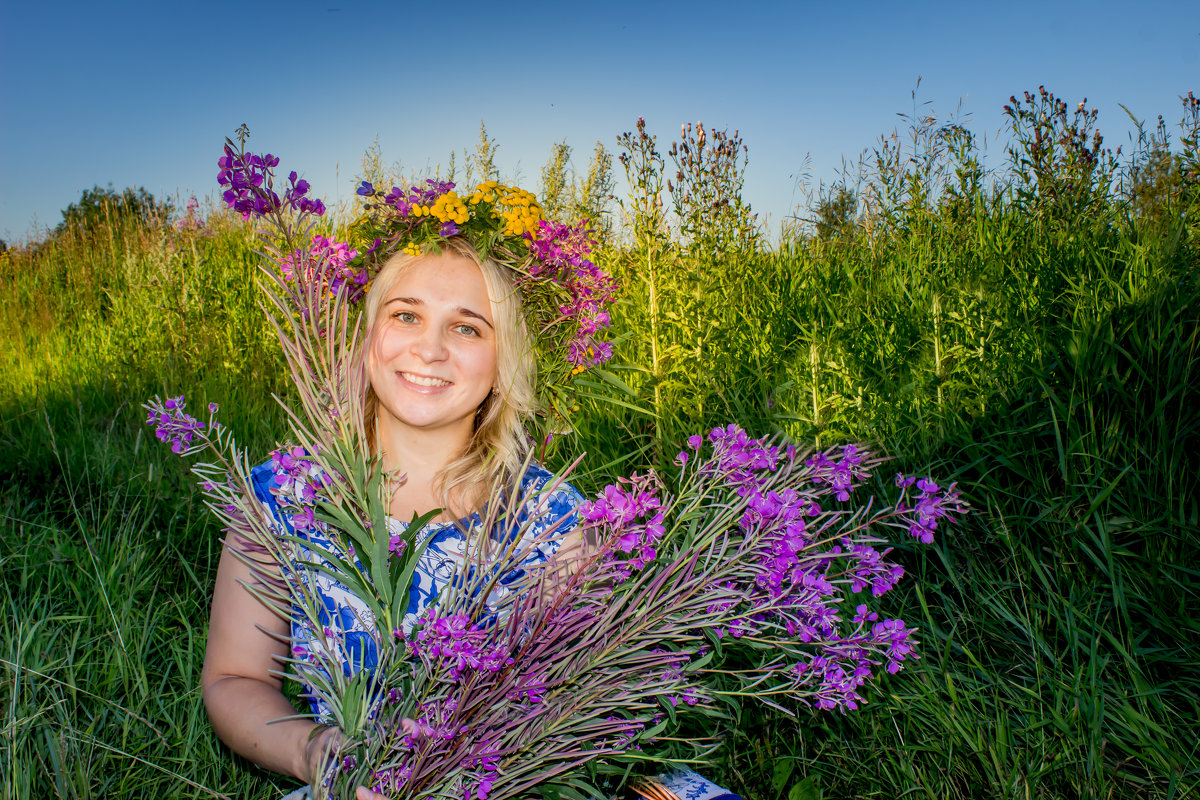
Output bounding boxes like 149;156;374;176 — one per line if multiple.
411;326;448;362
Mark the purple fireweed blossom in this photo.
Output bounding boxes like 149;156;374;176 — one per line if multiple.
461;745;502;800
504;671;550;705
580;473;665;581
704;425;782;492
174;195;208;233
217;145;325;221
279;235;366;304
843;539;905;597
144;395;206;454
793;653;872;712
806;445;867;502
268;446;333;514
400;699;469;747
370;763;413;795
871;618;917;674
895;474;969;543
526;220;616;368
411;610;513;680
388;534;407;560
217;146;281;220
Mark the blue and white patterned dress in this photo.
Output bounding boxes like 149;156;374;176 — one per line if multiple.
251;460;741;800
250;460;581;718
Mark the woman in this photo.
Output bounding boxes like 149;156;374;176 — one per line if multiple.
202;238;585;799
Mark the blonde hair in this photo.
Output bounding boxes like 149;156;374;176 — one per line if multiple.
362;237;535;514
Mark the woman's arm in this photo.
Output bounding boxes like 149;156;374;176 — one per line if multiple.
200;535;332;782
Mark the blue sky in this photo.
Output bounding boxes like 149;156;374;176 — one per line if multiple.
1;0;1196;242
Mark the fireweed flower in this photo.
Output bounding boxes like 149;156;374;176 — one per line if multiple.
144;395;207;454
806;444;867;502
217;145;325;221
279;235;366;303
174;195;209;233
580;473;665;581
526;220;617;369
410;610;514;681
895;473;969;543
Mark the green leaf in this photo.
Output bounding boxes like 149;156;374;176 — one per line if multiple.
772;758;795;794
788;776;821;800
385;509;441;630
339;671;370;735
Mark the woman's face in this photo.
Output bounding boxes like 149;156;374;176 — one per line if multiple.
368;252;498;442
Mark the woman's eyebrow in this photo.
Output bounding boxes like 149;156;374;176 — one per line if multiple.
458;307;494;329
384;296;422;307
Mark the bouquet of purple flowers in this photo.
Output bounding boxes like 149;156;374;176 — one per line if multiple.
144;134;968;799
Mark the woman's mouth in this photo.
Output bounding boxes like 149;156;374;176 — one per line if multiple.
399;372;452;388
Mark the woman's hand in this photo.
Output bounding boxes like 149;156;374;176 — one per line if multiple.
303;725;342;786
306;725;390;800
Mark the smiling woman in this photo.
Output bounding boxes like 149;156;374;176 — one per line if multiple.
362;237;535;521
200;234;582;800
367;253;499;505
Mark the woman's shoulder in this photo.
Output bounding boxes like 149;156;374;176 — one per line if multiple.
516;462;584;503
509;462;586;533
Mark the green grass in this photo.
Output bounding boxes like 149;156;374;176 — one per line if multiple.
3;93;1199;798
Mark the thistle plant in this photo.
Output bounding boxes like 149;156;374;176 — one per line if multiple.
1004;87;1121;227
666;122;760;254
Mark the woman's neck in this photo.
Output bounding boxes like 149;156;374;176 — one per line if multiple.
375;414;475;521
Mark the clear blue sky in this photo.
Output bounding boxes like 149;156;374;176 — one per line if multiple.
1;0;1196;242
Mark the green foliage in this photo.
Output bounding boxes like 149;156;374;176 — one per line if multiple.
1124;93;1200;228
812;186;856;242
578;141;616;243
540;139;574;222
56;183;173;235
1003;87;1121;230
666;122;761;254
356;135;387;193
537;138;615;238
4;89;1200;798
466;121;500;186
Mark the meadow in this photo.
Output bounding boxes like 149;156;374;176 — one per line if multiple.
2;89;1198;799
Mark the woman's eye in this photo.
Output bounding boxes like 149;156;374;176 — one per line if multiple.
393;311;417;323
455;324;480;337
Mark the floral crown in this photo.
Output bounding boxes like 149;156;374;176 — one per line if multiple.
217;131;616;428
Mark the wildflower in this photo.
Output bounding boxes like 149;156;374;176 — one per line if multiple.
896;474;968;543
806;445;866;502
279;235;364;303
144;395;206;455
411;610;512;680
388;534;407;559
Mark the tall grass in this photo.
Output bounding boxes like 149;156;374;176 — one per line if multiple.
2;89;1198;798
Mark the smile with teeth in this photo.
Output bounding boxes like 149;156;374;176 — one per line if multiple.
400;372;452;388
